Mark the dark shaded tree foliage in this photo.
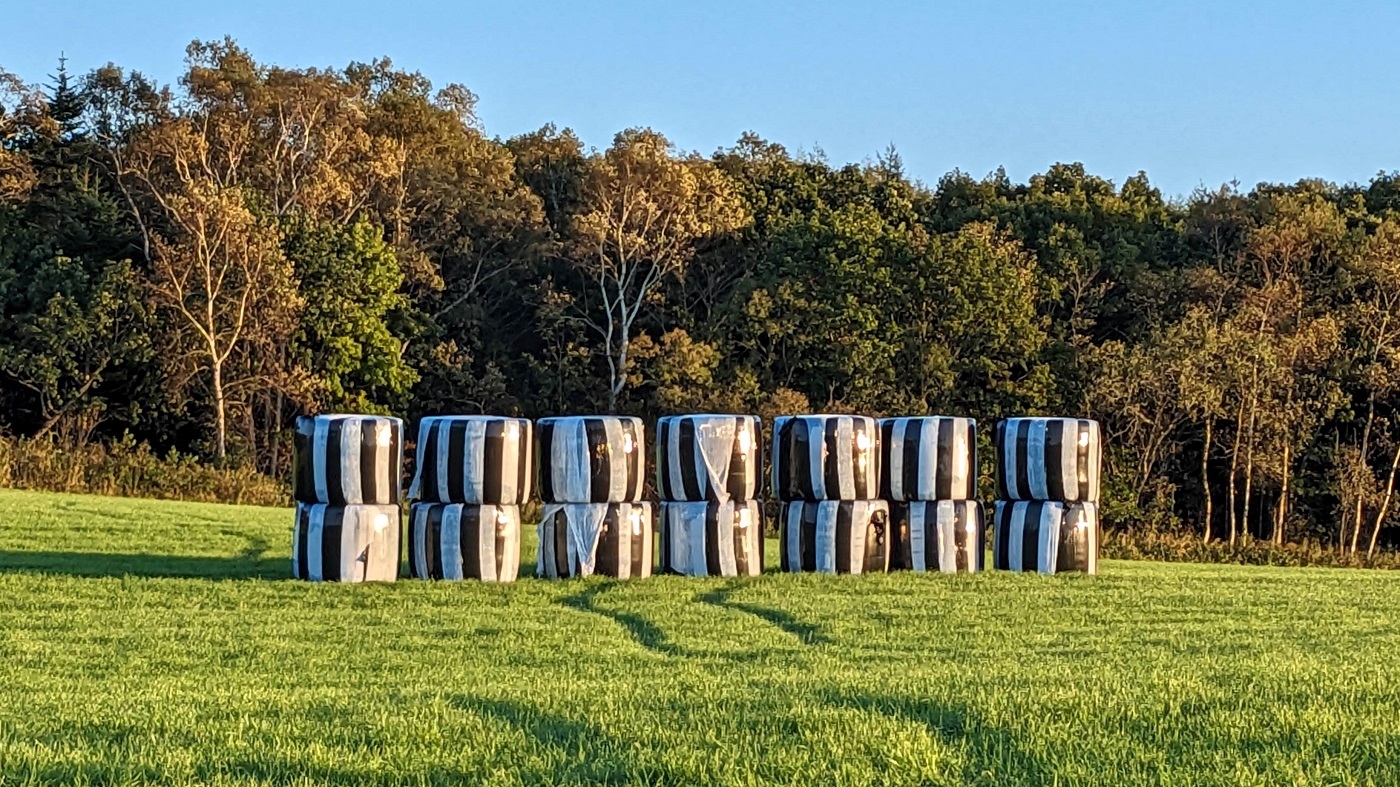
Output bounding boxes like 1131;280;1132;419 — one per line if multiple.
2;42;1400;554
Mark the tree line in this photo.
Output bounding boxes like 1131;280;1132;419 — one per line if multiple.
3;39;1400;554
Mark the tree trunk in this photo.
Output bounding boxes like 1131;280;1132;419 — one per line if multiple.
1201;418;1214;544
270;390;283;477
1351;396;1376;554
1273;441;1289;545
245;397;257;471
1241;387;1259;544
1369;441;1400;557
1362;441;1400;557
212;360;228;461
607;336;628;415
1228;399;1245;546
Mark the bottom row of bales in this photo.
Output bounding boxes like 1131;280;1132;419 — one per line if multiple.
291;498;1099;582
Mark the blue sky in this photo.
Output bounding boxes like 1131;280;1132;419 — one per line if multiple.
3;0;1397;198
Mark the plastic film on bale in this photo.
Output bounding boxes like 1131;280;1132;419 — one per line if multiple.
293;414;404;506
778;500;890;575
655;414;761;502
995;418;1102;503
889;500;985;573
408;503;521;582
992;500;1099;575
408;416;533;505
658;500;764;577
292;502;401;582
878;417;977;502
771;415;879;502
537;502;654;579
536;416;645;504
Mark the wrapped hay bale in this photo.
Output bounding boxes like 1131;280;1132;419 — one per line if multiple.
771;415;879;501
536;416;645;503
293;414;404;505
537;502;654;579
878;417;977;502
407;416;533;505
992;500;1099;575
995;418;1102;503
407;503;522;582
658;500;764;577
778;500;890;574
889;500;985;573
292;503;400;582
656;414;761;502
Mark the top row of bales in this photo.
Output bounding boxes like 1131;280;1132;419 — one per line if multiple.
291;412;1101;506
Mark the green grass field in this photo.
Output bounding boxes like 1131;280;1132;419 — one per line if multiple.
1;488;1398;785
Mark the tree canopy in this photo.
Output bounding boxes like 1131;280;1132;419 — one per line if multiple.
3;41;1400;553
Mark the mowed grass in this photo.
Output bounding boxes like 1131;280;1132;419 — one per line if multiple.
1;490;1398;786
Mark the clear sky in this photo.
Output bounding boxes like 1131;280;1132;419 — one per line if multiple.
3;0;1398;198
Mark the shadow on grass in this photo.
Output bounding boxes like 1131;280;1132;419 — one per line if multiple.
557;581;690;657
453;695;680;784
695;579;831;646
0;550;286;580
820;689;1056;784
4;717;426;785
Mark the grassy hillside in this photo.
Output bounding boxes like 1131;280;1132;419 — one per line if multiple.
1;488;1398;785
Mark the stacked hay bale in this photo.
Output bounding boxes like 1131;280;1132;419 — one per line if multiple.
656;415;763;576
405;416;532;582
879;417;983;573
291;414;404;582
535;416;652;579
772;415;889;574
992;418;1102;574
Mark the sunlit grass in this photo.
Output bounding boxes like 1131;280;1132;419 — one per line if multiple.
1;488;1397;785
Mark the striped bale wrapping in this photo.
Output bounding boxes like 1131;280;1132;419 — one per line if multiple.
778;500;891;575
536;502;654;579
292;503;400;582
878;417;977;502
407;416;533;505
995;418;1102;503
771;415;879;502
536;416;645;504
889;500;985;573
658;500;764;577
992;500;1099;575
293;414;404;505
407;503;522;582
655;414;762;502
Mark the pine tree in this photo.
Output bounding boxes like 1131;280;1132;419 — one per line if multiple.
45;54;86;141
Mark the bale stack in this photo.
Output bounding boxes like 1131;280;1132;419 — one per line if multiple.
656;415;764;577
880;417;983;573
773;415;889;574
291;414;403;582
992;417;1102;575
405;416;532;582
535;416;653;579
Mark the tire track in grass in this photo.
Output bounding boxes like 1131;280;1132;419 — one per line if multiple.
693;579;831;646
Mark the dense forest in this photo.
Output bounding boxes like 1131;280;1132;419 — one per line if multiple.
4;39;1400;556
